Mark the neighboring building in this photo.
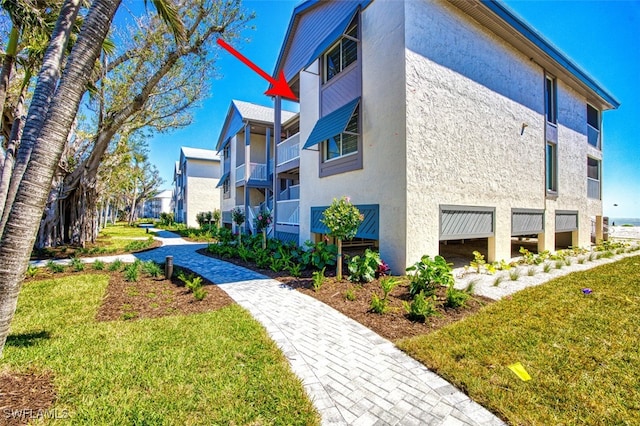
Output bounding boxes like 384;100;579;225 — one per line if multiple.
172;147;221;228
215;100;297;235
265;0;618;272
143;189;173;219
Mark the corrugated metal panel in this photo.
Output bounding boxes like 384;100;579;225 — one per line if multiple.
310;204;379;239
303;97;360;149
282;1;361;81
215;172;229;188
556;210;578;232
276;231;299;245
216;104;244;151
440;206;495;240
512;209;544;236
321;64;362;116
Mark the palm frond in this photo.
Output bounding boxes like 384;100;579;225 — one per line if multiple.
144;0;186;43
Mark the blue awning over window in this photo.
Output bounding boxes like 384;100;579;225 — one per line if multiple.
303;97;360;149
215;172;229;188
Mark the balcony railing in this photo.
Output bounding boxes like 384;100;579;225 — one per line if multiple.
277;200;300;225
235;162;268;183
587;178;601;200
279;184;300;201
277;133;300;167
587;124;600;149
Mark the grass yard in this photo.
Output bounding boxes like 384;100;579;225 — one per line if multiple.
398;255;640;424
3;274;319;425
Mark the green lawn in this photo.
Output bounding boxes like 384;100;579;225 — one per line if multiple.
398;255;640;424
4;275;319;425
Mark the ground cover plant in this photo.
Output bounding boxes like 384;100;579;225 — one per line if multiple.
397;255;640;425
2;267;319;425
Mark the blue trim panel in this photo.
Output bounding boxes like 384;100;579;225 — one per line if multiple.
303;97;360;149
304;8;359;71
215;172;229;188
310;203;379;240
215;103;245;151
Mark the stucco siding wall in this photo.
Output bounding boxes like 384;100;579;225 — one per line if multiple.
404;0;546;263
298;0;408;272
185;176;221;228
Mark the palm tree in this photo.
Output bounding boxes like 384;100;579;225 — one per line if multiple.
0;0;185;357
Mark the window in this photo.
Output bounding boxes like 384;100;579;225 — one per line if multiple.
323;106;359;161
587;157;600;180
223;145;230;160
222;177;230;199
545;75;557;124
324;23;358;83
587;104;600;148
546;142;557;193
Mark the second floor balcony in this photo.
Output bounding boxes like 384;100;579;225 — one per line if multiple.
277;133;300;168
236;162;269;184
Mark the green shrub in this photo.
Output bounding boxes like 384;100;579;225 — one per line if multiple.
347;249;382;283
344;287;357;301
143;261;163;277
124;237;154;252
445;286;470;309
406;255;453;297
159;212;174;226
286;263;303;278
370;293;388;314
312;267;326;292
46;260;65;274
404;291;439;322
178;271;206;301
124;263;140;282
93;260;105;271
302;240;337;270
70;257;85;272
26;264;39;278
509;269;521;281
369;277;398;315
108;259;123;271
321;196;364;280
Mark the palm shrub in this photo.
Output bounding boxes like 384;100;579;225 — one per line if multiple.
143;261;162;277
70;257;85;272
347;249;382;283
406;255;454;297
321;197;363;280
124;263;140;282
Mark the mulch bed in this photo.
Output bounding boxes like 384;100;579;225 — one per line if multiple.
0;371;56;426
196;248;494;341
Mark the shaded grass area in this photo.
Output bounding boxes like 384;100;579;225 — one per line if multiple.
398;255;640;424
3;275;319;425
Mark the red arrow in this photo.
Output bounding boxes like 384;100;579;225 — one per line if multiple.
217;39;297;101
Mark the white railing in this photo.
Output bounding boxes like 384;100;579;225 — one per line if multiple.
587;124;600;149
235;162;268;183
277;200;300;225
277;133;300;167
587;178;601;200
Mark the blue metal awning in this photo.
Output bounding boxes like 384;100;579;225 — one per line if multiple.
215;171;229;188
303;97;360;149
304;8;359;71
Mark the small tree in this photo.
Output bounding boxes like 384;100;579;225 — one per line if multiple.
254;208;272;249
231;207;245;244
321;197;363;280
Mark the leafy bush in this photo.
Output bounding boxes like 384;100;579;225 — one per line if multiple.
286;263;302;278
124;237;154;252
26;265;38;278
124;263;140;282
143;261;163;277
445;286;470;309
404;291;439;322
93;260;106;271
108;259;124;271
321;196;363;241
159;212;174;226
46;260;65;274
196;211;218;229
344;287;357;301
178;271;206;301
370;277;398;315
70;257;85;272
376;260;390;278
302;240;337;270
312;267;326;292
347;249;382;283
406;255;454;297
370;293;387;314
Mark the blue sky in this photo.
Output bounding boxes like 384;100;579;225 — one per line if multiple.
140;0;639;218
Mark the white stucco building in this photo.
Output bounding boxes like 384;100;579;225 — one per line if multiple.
172;147;222;228
264;0;619;273
143;189;173;218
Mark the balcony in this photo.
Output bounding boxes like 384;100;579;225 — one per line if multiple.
587;124;600;149
277;200;300;225
277;133;300;167
235;162;268;184
587;178;601;200
279;184;300;201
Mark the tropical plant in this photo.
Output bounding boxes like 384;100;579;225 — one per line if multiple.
321;196;363;280
406;255;454;297
311;267;326;292
70;257;85;272
93;260;105;271
143;260;162;278
231;207;245;243
347;249;382;283
301;240;337;270
404;291;439;322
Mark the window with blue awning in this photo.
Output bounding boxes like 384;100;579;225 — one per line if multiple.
303;97;360;150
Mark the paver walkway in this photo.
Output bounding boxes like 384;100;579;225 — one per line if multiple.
131;233;504;426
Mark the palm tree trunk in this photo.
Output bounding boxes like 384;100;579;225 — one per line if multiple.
0;26;20;129
0;0;83;238
0;0;122;358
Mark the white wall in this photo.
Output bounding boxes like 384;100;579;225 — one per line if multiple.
298;0;408;273
184;159;221;228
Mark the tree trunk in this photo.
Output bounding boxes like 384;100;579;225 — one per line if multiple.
0;0;83;238
337;238;343;281
0;0;122;358
0;26;20;129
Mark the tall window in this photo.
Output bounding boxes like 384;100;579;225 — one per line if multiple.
222;178;230;199
545;75;557;124
587;104;600;148
587;157;600;181
546;141;557;193
324;23;358;83
223;145;230;160
323;106;359;161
